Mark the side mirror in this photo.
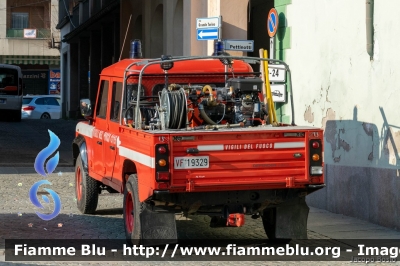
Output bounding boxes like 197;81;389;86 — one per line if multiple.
80;99;93;119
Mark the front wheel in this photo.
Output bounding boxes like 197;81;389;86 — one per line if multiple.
123;174;142;244
75;154;99;214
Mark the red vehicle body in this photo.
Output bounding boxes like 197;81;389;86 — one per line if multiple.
73;54;324;244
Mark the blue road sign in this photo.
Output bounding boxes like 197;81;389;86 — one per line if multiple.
197;28;219;41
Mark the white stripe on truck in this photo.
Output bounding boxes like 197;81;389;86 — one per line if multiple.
76;122;94;138
197;145;224;151
117;137;155;168
274;142;305;149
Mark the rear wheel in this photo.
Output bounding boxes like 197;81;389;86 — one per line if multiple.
75;154;99;214
123;174;142;244
40;112;51;119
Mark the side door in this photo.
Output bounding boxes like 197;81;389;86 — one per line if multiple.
104;79;123;178
91;79;110;176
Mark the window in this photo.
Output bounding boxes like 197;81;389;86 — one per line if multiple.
96;80;109;118
110;82;123;122
35;98;44;105
44;97;60;106
12;13;28;29
23;98;33;105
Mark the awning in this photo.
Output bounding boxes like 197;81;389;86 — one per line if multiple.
3;56;60;66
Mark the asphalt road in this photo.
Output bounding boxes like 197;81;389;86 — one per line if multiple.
0;119;77;167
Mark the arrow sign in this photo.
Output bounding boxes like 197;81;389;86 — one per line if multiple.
197;28;219;41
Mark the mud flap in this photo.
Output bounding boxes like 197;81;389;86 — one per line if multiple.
263;197;309;240
140;207;178;246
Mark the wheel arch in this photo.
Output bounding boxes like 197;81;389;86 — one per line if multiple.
122;159;138;187
72;135;88;169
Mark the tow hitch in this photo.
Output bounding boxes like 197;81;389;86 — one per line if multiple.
227;213;245;227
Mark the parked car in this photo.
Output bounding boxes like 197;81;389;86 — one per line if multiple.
21;95;61;119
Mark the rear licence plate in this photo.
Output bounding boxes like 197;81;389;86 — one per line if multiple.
0;99;5;104
174;156;209;169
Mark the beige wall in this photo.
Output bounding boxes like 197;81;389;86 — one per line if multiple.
122;0;250;58
0;0;60;57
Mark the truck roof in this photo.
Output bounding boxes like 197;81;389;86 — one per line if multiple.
100;58;254;78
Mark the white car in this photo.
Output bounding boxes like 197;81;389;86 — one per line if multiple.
22;95;61;119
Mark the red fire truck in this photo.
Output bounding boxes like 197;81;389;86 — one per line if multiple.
73;41;324;244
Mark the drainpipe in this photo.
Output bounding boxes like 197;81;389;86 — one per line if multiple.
366;0;374;60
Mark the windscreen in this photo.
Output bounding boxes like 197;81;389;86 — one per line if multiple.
0;69;19;95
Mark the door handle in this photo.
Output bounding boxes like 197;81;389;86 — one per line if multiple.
110;146;115;150
97;141;102;145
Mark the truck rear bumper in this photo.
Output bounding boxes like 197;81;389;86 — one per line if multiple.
149;185;325;215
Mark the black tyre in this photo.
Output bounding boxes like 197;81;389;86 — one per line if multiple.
40;112;51;119
261;208;291;243
75;154;99;214
123;174;142;244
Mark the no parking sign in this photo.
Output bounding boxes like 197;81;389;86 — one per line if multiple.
267;8;279;38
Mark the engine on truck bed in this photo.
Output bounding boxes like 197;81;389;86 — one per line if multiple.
125;74;270;130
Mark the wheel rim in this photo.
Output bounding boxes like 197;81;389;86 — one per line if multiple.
75;166;82;201
41;113;50;119
125;191;134;234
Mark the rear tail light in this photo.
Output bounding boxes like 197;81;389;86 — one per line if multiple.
156;172;170;181
312;141;320;149
309;139;322;176
158;146;167;154
157;183;169;189
23;106;35;111
158;159;167;167
312;154;320;161
155;144;170;185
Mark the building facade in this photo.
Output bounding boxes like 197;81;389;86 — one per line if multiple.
272;0;400;231
0;0;61;96
57;0;273;118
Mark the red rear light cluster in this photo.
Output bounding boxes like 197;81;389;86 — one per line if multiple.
155;144;170;189
309;139;323;176
23;106;35;111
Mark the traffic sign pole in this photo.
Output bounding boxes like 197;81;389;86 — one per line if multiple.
270;37;275;60
218;15;222;40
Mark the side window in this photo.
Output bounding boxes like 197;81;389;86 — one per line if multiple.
96;80;109;118
46;97;60;106
110;82;123;122
35;98;44;105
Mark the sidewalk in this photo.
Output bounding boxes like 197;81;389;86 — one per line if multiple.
308;207;400;239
